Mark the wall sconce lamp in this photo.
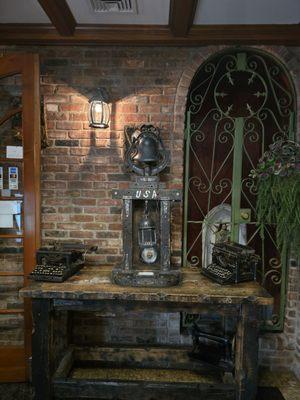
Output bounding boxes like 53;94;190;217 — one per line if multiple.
89;88;110;129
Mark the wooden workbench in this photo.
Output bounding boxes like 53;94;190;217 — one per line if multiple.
21;266;273;400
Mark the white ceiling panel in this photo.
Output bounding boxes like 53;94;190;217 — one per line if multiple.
0;0;299;26
0;0;50;23
195;0;300;25
66;0;170;24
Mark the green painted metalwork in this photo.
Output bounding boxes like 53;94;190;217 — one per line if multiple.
231;117;244;242
183;48;296;331
182;111;191;267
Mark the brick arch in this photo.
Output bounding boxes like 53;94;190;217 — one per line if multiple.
173;45;299;140
173;46;300;372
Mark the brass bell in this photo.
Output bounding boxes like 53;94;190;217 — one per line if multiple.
133;134;159;165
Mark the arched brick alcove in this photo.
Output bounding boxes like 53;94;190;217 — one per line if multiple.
172;45;300;375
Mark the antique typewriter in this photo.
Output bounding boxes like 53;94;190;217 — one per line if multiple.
201;241;259;285
29;243;96;282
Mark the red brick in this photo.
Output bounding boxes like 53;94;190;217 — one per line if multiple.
122;114;148;124
138;104;161;113
55;173;80;180
44;147;69;155
60;104;85;112
115;103;138;113
81;190;107;198
46;112;68;121
68;181;92;189
56;121;82;130
82;223;105;230
69;113;88;121
70;231;94;238
81;173;106;181
57;223;79;230
57;156;83;164
43;214;69;222
70;148;90;156
41;223;56;230
43;181;67;189
58;206;82;214
83;207;109;214
150;95;174;104
69;164;94;172
73;198;96;206
71;215;94;222
44;94;69;103
108;223;122;230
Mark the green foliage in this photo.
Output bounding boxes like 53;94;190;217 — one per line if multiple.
256;174;300;257
251;140;300;259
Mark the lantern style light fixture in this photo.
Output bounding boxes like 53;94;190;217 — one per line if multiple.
138;201;158;264
88;88;110;129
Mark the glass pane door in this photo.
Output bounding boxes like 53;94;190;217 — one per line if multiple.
0;72;26;381
0;53;40;382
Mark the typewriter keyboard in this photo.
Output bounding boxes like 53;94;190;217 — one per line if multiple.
201;263;233;284
29;263;83;282
206;264;231;278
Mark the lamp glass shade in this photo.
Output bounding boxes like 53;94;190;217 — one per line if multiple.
89;98;110;129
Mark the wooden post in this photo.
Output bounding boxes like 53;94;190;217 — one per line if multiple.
235;301;259;400
123;199;133;271
32;299;53;400
160;200;171;271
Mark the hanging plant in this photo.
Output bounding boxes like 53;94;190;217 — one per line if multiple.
250;140;300;259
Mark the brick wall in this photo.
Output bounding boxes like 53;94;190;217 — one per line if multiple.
38;47;186;265
0;44;299;374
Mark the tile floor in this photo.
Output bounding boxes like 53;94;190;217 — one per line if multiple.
259;369;300;400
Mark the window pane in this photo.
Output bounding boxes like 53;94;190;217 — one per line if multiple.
0;200;23;235
0;74;23;155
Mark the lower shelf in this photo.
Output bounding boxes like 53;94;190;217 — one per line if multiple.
53;346;235;399
71;366;219;383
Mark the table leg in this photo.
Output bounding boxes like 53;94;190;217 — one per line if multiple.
235;302;259;400
32;299;53;400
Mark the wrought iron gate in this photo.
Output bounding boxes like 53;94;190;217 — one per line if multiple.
183;48;296;330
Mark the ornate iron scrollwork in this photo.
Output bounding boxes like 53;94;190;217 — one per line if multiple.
183;48;296;330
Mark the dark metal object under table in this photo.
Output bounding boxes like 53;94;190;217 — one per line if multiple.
20;266;273;400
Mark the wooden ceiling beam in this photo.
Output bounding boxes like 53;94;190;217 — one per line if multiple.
169;0;198;37
0;24;299;46
37;0;76;36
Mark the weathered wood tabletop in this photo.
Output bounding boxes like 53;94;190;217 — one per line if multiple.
21;265;273;306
